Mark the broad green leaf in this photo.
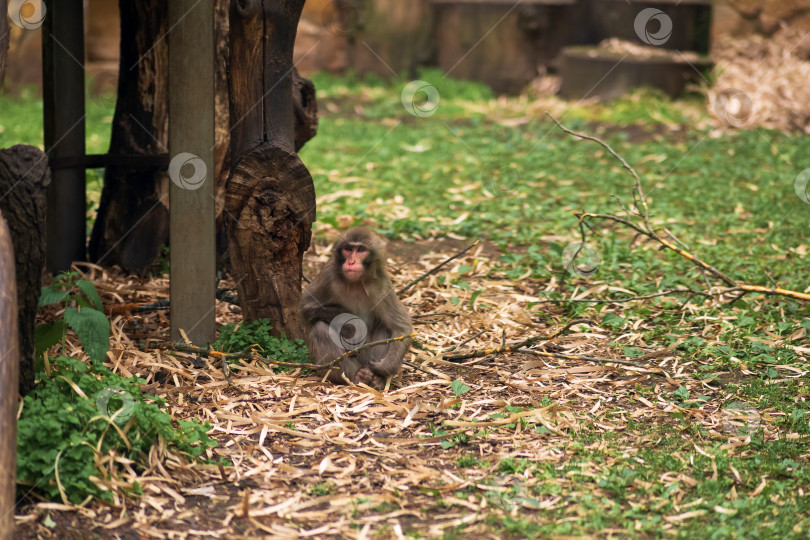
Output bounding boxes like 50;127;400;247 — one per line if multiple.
63;307;110;363
38;286;68;307
34;320;67;356
76;280;104;310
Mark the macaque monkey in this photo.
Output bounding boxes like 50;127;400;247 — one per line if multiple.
300;227;412;389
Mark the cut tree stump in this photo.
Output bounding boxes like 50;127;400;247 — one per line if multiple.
226;0;317;338
0;145;50;395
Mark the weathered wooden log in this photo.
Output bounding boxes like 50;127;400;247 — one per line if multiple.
0;208;18;540
226;0;317;338
0;0;8;85
0;145;50;394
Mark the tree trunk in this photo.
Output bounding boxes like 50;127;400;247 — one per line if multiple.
0;145;51;395
0;209;18;540
226;0;317;338
0;0;8;86
91;0;315;274
88;0;170;274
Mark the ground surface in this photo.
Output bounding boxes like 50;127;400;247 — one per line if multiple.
15;235;807;539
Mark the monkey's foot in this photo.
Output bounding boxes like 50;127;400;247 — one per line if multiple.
354;367;385;390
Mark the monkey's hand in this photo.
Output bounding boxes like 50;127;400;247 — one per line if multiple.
354;367;385;390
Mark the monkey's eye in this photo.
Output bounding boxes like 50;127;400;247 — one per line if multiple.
357;246;367;253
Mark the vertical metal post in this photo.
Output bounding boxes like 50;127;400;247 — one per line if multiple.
0;212;19;540
43;0;87;272
169;0;216;344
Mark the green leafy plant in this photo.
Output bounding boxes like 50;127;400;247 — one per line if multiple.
214;318;310;368
450;380;470;396
35;272;110;364
20;273;217;504
17;355;216;504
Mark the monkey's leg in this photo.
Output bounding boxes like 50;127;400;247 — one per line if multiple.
367;325;408;378
309;321;364;384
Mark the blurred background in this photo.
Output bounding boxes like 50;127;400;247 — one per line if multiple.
3;0;808;131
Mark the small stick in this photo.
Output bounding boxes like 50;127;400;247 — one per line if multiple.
448;329;487;352
397;240;480;295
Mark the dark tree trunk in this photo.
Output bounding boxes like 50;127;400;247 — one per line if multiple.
0;145;51;395
88;0;170;274
226;0;317;338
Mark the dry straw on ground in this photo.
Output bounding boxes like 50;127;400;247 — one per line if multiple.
16;237;801;538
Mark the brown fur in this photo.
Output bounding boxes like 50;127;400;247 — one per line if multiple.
300;228;412;389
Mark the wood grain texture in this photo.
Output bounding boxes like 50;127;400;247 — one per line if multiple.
226;0;316;337
0;209;19;540
0;145;50;394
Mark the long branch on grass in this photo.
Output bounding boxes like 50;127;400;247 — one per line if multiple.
397;240;480;295
547;113;810;303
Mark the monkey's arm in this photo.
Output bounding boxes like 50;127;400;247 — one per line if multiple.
300;277;349;326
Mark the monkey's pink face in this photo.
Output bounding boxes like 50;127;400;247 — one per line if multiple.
341;244;368;282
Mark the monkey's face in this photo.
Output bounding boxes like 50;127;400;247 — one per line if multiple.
341;243;368;282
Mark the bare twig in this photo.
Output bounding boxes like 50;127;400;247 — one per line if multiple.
397;240;480;295
447;329;487;352
438;319;593;362
548;114;810;304
547;112;652;230
169;342;325;370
